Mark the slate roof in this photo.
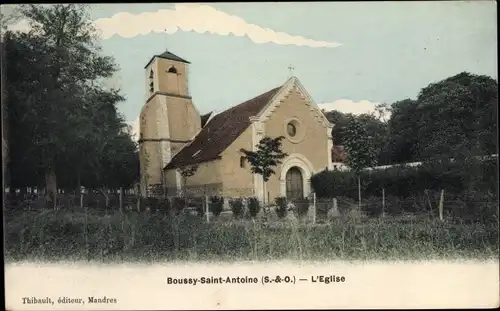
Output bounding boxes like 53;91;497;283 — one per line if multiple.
165;86;282;169
144;50;190;69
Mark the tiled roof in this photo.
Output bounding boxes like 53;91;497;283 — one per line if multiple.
165;86;282;169
144;49;190;69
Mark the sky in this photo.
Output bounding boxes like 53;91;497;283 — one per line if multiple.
3;2;497;140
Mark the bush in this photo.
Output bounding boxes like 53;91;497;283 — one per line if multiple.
172;197;186;215
146;197;159;212
295;197;310;218
209;196;224;217
275;197;287;219
315;201;329;221
247;197;260;218
189;197;204;218
229;198;244;219
157;198;171;214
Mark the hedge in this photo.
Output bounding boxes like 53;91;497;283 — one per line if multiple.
311;158;498;199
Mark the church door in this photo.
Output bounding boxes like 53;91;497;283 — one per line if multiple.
286;167;304;200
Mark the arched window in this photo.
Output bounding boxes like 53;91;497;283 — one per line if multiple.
168;66;178;74
149;70;154;78
240;156;246;168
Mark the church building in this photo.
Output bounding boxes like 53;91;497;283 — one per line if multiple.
139;49;334;202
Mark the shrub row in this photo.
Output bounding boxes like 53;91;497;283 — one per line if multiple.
311;158;498;200
5;194;272;220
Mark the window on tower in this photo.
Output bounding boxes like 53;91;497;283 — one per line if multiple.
149;70;154;93
168;66;178;74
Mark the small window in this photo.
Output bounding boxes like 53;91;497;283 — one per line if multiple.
149;70;154;92
240;156;246;168
287;122;297;137
168;66;178;74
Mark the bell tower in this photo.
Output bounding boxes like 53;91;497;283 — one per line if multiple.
139;49;201;196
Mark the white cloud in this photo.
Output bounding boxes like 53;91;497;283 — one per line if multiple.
126;117;140;142
7;4;341;48
319;99;391;120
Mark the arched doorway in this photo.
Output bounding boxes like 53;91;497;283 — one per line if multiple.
286;166;303;200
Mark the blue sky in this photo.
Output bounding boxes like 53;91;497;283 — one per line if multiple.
4;2;497;138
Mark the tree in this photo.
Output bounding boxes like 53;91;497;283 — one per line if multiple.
323;110;352;145
415;72;498;161
356;113;390;165
97;131;140;191
342;116;378;210
386;99;420;164
240;136;288;204
178;165;198;197
5;4;123;202
324;109;391;165
374;103;391;123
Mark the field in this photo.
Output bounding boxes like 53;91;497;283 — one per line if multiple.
4;203;499;263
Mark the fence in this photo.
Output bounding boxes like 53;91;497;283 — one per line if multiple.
4;187;497;225
164;186;256;198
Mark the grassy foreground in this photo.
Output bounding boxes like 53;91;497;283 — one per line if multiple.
4;207;499;262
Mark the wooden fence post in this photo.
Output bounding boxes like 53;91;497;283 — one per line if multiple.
438;189;445;221
119;187;123;211
313;192;316;224
382;188;385;218
333;197;338;215
205;195;210;223
84;199;89;260
80;189;83;209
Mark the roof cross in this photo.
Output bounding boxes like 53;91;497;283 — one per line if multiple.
288;64;295;77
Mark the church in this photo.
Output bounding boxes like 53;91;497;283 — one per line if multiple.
139;49;334;202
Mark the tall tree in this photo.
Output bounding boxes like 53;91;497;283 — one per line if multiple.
323;110;352;146
241;136;288;204
5;31;49;191
6;4;121;201
386;99;420;164
416;72;497;161
324;109;390;165
342;116;378;210
356;113;390;165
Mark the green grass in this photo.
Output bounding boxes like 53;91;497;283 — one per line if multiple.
4;207;499;263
